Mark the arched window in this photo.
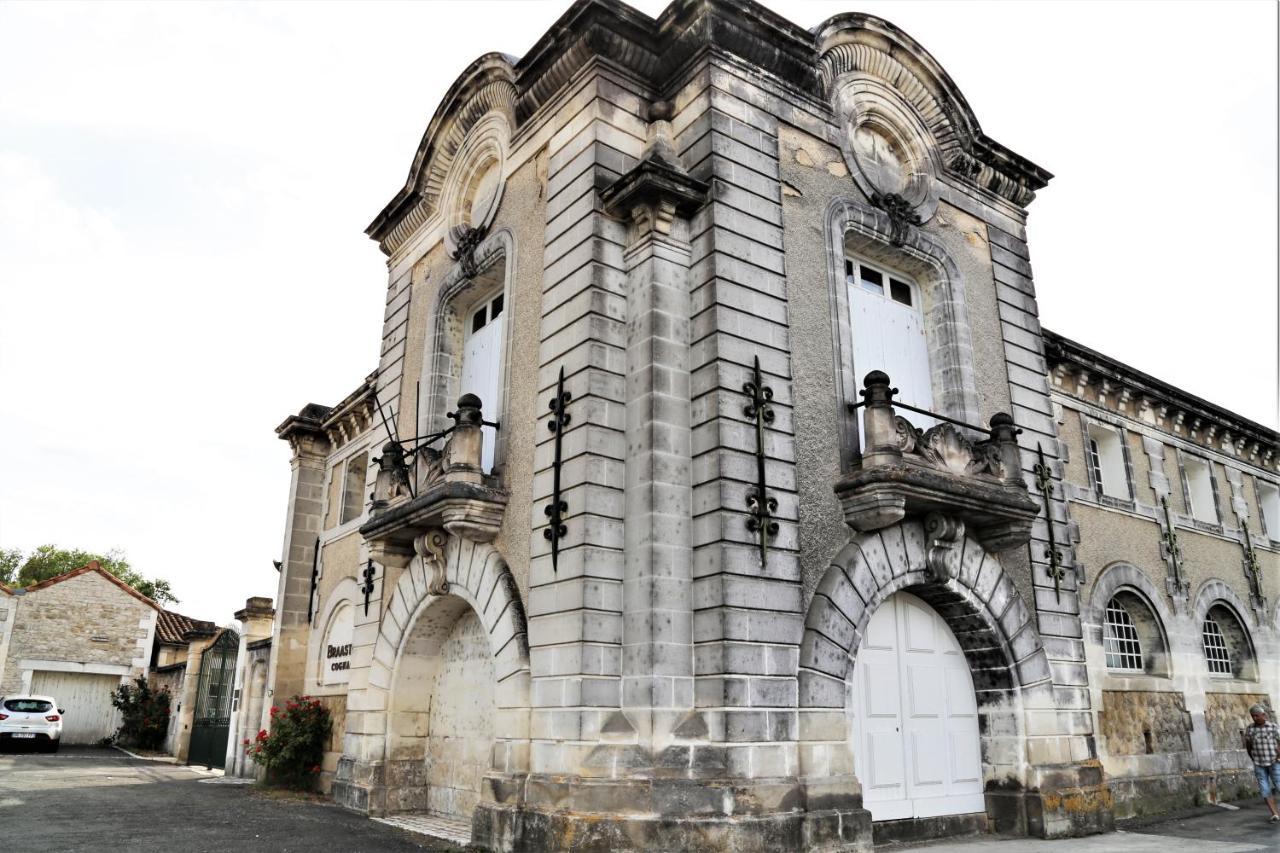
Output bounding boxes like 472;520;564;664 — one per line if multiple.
1102;591;1169;676
1202;603;1257;680
1103;600;1143;672
1202;617;1232;675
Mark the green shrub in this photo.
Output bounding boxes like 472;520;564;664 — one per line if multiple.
246;695;332;790
109;678;171;751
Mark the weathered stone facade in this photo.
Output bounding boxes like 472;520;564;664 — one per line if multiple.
1047;331;1279;818
262;1;1278;849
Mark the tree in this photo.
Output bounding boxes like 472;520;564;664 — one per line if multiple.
5;545;179;605
0;547;21;586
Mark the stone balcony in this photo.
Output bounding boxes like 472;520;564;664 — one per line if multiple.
835;372;1039;570
360;394;507;584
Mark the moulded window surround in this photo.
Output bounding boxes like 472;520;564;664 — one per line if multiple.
826;198;981;467
1181;453;1220;526
421;229;514;480
1256;479;1280;543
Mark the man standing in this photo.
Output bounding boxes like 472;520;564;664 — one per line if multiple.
1243;703;1280;823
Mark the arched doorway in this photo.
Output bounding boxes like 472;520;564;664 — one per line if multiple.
388;595;497;821
848;591;983;820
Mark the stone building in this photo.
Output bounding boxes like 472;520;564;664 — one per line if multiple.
1044;331;1280;815
263;1;1279;849
0;562;159;744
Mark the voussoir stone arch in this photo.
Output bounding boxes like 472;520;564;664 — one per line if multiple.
370;535;530;775
797;520;1047;791
1086;562;1176;629
1192;578;1258;632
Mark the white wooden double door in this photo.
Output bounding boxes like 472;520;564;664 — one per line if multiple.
848;592;985;821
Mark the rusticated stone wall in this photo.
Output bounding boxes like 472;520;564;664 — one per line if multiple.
1205;692;1272;751
1099;691;1191;756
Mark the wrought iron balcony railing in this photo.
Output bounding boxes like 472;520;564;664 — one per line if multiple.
360;394;507;589
835;371;1038;572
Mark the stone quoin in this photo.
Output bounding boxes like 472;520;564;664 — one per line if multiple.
262;1;1280;849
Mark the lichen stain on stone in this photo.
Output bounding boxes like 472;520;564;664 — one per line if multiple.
964;231;986;248
794;147;814;167
781;181;802;198
826;161;848;177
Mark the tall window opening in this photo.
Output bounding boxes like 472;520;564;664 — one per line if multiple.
1182;455;1218;525
845;255;932;440
340;453;368;525
1257;479;1280;541
1087;424;1131;501
461;289;504;473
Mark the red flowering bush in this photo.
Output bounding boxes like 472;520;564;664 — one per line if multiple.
109;678;171;751
246;695;331;790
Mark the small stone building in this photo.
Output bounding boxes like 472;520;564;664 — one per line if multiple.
262;2;1279;850
148;607;216;755
0;562;159;744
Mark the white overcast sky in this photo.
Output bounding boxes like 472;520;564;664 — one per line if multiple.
1;1;1275;623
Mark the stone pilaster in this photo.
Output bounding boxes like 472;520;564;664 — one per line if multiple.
268;411;330;706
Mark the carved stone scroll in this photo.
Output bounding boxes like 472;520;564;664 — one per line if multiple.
415;529;450;595
924;512;964;583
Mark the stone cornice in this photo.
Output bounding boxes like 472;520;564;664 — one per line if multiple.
276;371;378;456
1044;328;1278;467
369;0;1054;252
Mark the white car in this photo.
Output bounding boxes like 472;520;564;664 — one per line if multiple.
0;695;64;752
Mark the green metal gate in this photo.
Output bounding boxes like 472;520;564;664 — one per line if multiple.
189;629;239;768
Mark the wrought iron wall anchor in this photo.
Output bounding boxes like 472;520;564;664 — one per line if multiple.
1033;444;1066;600
543;366;572;572
361;560;376;616
306;536;320;623
1241;519;1264;597
1159;495;1186;594
743;356;778;566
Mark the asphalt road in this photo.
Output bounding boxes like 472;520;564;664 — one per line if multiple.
0;746;462;852
5;746;1279;852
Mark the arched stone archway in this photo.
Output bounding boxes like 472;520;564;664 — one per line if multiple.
337;536;530;821
798;520;1049;833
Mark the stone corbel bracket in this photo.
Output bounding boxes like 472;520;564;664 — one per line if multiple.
361;480;508;569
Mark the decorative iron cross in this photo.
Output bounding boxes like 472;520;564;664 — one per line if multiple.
361;560;376;616
743;355;778;566
1033;444;1066;600
543;366;572;572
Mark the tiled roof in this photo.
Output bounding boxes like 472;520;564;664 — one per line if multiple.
156;608;214;645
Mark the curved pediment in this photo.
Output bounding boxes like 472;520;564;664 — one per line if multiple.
816;13;1051;209
366;52;518;256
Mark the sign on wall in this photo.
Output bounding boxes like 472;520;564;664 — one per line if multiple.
321;604;354;685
